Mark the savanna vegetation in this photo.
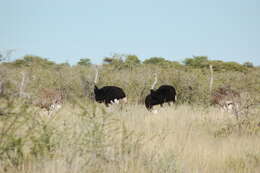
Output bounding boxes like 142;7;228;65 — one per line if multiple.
0;52;259;173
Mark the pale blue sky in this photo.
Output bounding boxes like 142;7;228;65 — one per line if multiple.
1;0;260;65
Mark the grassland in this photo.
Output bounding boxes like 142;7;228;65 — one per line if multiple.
0;56;259;172
1;101;259;173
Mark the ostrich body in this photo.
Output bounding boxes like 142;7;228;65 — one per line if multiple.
93;67;127;106
94;85;126;106
145;74;177;111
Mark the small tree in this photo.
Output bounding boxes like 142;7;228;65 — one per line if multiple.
143;57;171;65
12;55;55;67
183;56;209;68
103;54;125;69
78;58;92;66
243;61;254;68
103;57;114;64
125;55;140;68
221;62;246;72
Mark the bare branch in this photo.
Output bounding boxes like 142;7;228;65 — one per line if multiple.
19;72;26;97
0;49;16;62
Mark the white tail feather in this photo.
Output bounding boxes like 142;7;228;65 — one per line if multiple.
111;99;119;104
122;97;127;103
152;109;158;114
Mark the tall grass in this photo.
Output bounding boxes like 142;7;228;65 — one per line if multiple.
0;59;259;172
0;101;259;173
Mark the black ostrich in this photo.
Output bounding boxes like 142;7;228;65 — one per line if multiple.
145;74;177;111
93;67;127;106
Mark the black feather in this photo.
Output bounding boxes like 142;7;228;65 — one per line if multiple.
145;85;176;110
94;85;126;106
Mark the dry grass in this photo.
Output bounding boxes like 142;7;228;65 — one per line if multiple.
0;103;259;173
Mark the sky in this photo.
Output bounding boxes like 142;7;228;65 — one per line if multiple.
1;0;260;65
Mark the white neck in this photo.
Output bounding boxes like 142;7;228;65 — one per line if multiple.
94;67;99;84
151;73;158;89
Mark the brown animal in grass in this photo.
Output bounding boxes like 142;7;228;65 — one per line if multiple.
211;86;240;112
33;88;65;113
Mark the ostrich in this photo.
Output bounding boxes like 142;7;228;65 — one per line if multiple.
93;67;127;106
145;74;177;112
33;88;65;115
209;65;240;115
211;86;240;113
